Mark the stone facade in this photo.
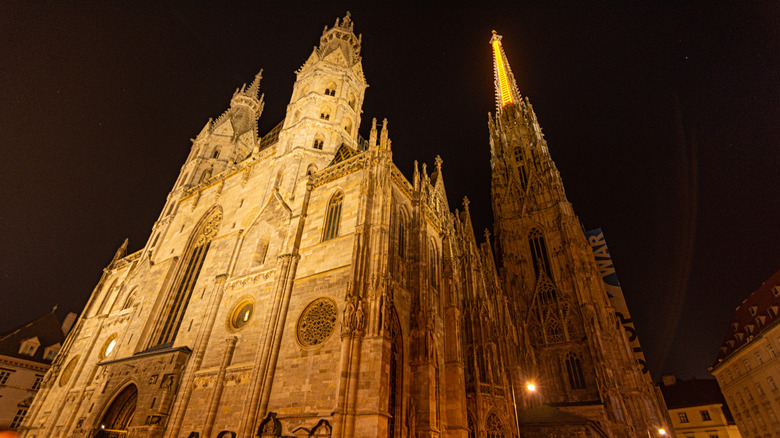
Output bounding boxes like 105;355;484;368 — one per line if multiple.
21;16;668;438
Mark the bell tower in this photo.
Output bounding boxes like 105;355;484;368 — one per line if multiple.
488;32;666;436
275;13;368;168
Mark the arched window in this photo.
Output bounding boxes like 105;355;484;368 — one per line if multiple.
565;352;586;389
254;235;269;265
528;228;553;280
212;148;220;159
313;138;324;150
467;415;477;438
154;209;221;346
429;241;438;288
344;118;353;135
514;146;528;189
320;107;331;120
322;191;343;241
486;413;505;438
122;288;136;310
200;169;212;183
348;93;356;110
325;82;337;96
274;169;284;189
397;211;407;258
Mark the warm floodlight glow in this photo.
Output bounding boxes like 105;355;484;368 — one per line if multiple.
491;34;514;108
526;382;536;392
658;429;667;435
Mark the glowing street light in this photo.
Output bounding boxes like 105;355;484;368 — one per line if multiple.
526;382;536;392
658;429;667;435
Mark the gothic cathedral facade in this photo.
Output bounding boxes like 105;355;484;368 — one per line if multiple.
21;16;668;438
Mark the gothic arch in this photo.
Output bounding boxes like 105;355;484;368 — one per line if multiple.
235;192;292;275
387;309;403;438
96;382;138;434
485;410;507;438
322;190;344;241
151;206;222;347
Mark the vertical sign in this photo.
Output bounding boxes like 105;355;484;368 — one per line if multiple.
585;228;651;382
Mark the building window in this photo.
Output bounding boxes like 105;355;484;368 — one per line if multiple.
528;228;553;280
746;388;753;401
768;344;776;358
678;412;689;423
0;369;13;385
229;300;254;331
212;148;220;159
429;242;439;288
514;146;529;189
320;112;330;120
743;359;751;371
398;219;406;258
768;376;777;391
756;352;764;364
32;375;43;391
486;412;505;438
756;382;765;396
726;370;733;382
767;407;778;424
9;408;27;428
154;209;221;346
565;352;586;389
700;409;711;421
313;139;324;150
322;191;343;241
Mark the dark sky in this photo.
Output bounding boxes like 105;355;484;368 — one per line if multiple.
1;2;778;380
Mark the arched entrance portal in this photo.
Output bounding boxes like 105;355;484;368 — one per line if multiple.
97;384;137;436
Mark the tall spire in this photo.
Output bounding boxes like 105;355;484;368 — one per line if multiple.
490;31;520;111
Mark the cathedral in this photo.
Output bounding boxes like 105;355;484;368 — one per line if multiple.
21;15;669;438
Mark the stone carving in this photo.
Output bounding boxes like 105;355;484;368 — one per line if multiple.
297;297;338;347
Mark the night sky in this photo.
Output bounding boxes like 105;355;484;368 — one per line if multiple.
1;3;778;381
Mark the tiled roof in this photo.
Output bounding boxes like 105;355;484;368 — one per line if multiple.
714;268;780;365
0;312;66;365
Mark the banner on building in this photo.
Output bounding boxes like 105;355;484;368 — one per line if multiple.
585;228;651;381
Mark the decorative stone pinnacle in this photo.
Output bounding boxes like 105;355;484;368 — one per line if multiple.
434;155;443;172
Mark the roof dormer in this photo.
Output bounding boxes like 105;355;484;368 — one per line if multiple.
18;337;41;357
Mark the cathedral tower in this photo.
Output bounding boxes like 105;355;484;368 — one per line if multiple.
487;31;667;437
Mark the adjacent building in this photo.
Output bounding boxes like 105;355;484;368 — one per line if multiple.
21;16;668;438
711;269;780;437
0;312;75;430
660;375;741;438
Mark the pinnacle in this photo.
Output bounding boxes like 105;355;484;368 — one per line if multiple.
246;70;263;99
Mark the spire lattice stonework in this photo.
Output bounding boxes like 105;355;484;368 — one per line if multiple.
490;31;520;110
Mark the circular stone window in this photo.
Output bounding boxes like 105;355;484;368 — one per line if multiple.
297;297;338;348
230;301;254;330
100;334;118;359
59;355;80;387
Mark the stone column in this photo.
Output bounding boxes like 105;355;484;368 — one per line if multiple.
165;274;228;438
202;336;238;437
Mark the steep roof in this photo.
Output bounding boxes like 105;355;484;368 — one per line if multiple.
714;268;780;365
660;378;734;423
0;312;66;364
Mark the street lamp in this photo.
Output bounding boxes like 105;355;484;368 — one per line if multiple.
658;429;667;435
526;382;536;392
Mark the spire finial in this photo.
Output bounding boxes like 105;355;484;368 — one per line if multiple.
246;69;263;99
490;31;520;111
